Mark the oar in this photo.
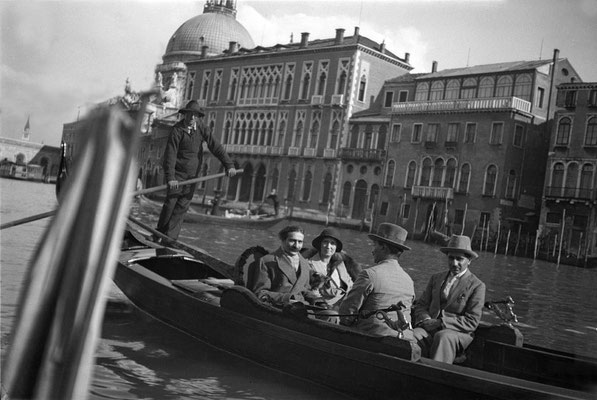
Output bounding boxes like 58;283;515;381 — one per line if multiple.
0;210;57;230
127;215;235;279
135;169;243;196
0;170;243;230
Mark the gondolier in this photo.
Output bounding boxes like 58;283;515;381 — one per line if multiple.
156;100;237;240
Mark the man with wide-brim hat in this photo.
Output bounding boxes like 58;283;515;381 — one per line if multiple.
339;223;415;337
412;235;486;364
156;100;238;240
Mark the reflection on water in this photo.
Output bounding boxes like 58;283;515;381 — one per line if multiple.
2;179;597;399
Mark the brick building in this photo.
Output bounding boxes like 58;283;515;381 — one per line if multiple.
539;82;597;265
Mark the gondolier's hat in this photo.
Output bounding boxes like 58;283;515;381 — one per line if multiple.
368;223;411;251
440;235;478;259
178;100;205;117
312;228;343;252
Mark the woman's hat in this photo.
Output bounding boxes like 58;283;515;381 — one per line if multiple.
312;227;343;252
368;223;410;251
440;235;478;259
178;100;205;116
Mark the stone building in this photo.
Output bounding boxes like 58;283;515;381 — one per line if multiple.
137;0;413;216
539;81;597;265
348;50;582;247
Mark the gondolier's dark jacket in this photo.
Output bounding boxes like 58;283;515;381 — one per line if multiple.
163;119;234;183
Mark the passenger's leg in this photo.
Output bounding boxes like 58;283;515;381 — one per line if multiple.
429;329;473;364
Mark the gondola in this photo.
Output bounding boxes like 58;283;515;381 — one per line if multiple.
113;227;597;400
140;196;286;228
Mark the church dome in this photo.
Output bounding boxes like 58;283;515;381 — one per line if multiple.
163;1;255;62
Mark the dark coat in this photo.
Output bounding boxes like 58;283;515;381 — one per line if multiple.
162;119;233;182
249;247;312;306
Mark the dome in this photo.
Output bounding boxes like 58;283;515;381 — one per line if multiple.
163;11;255;62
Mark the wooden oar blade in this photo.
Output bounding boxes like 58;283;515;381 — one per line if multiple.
2;104;141;400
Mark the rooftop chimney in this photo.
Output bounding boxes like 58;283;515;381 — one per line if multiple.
354;26;360;37
300;32;309;48
335;28;345;45
432;61;438;73
405;52;410;63
201;45;209;58
228;41;237;53
379;41;385;54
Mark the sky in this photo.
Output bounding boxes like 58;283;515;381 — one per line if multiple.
1;0;596;147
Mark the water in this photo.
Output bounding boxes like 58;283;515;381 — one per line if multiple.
2;179;597;399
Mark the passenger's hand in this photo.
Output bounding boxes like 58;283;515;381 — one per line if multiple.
226;168;237;177
167;180;179;190
420;318;442;331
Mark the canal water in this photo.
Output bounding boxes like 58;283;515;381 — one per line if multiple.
2;179;597;399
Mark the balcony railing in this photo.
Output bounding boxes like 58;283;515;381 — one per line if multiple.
411;186;454;200
391;96;531;114
323;148;337;158
338;148;386;161
545;186;596;201
303;148;316;157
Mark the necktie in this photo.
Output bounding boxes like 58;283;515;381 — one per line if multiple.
442;273;456;298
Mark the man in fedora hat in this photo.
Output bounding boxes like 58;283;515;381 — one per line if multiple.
412;235;486;364
339;223;415;337
156;99;238;240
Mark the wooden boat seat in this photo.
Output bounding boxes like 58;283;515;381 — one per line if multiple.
171;278;234;306
220;285;421;362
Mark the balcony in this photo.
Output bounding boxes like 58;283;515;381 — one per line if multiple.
338;148;386;161
391;96;531;115
303;148;316;157
323;148;337;158
288;147;300;156
411;186;454;200
545;186;596;201
331;94;345;106
311;95;323;106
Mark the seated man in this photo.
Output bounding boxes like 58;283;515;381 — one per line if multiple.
412;235;486;364
248;225;312;307
339;223;415;337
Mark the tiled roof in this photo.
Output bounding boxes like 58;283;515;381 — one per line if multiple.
417;59;554;79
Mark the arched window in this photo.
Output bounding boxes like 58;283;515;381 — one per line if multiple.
580;164;594;198
458;163;471;193
429;81;444;100
301;73;311;100
505;169;517;199
483;165;498;196
284;75;293;100
287;169;297;200
445;79;460;99
384;160;396;187
302;169;312;201
478;77;494;98
377;125;387;150
461;78;477;99
421;157;433;186
405;161;417;188
358;75;367;101
513;74;532;101
369;184;380;208
556;117;572;145
341;181;352;206
350;125;359;148
294;121;304;147
445;158;456;187
329;121;339;149
550;162;565;196
495;76;513;97
415;82;429;101
364;125;373;149
565;162;579;197
317;71;326;96
322;171;333;204
223;120;231;144
277;120;286;147
432;158;445;187
585;117;597;146
310;120;320;148
337;71;347;95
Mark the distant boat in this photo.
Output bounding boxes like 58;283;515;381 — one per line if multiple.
141;197;286;229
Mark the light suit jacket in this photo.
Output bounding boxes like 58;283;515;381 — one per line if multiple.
339;259;414;337
412;269;485;334
249;247;311;306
